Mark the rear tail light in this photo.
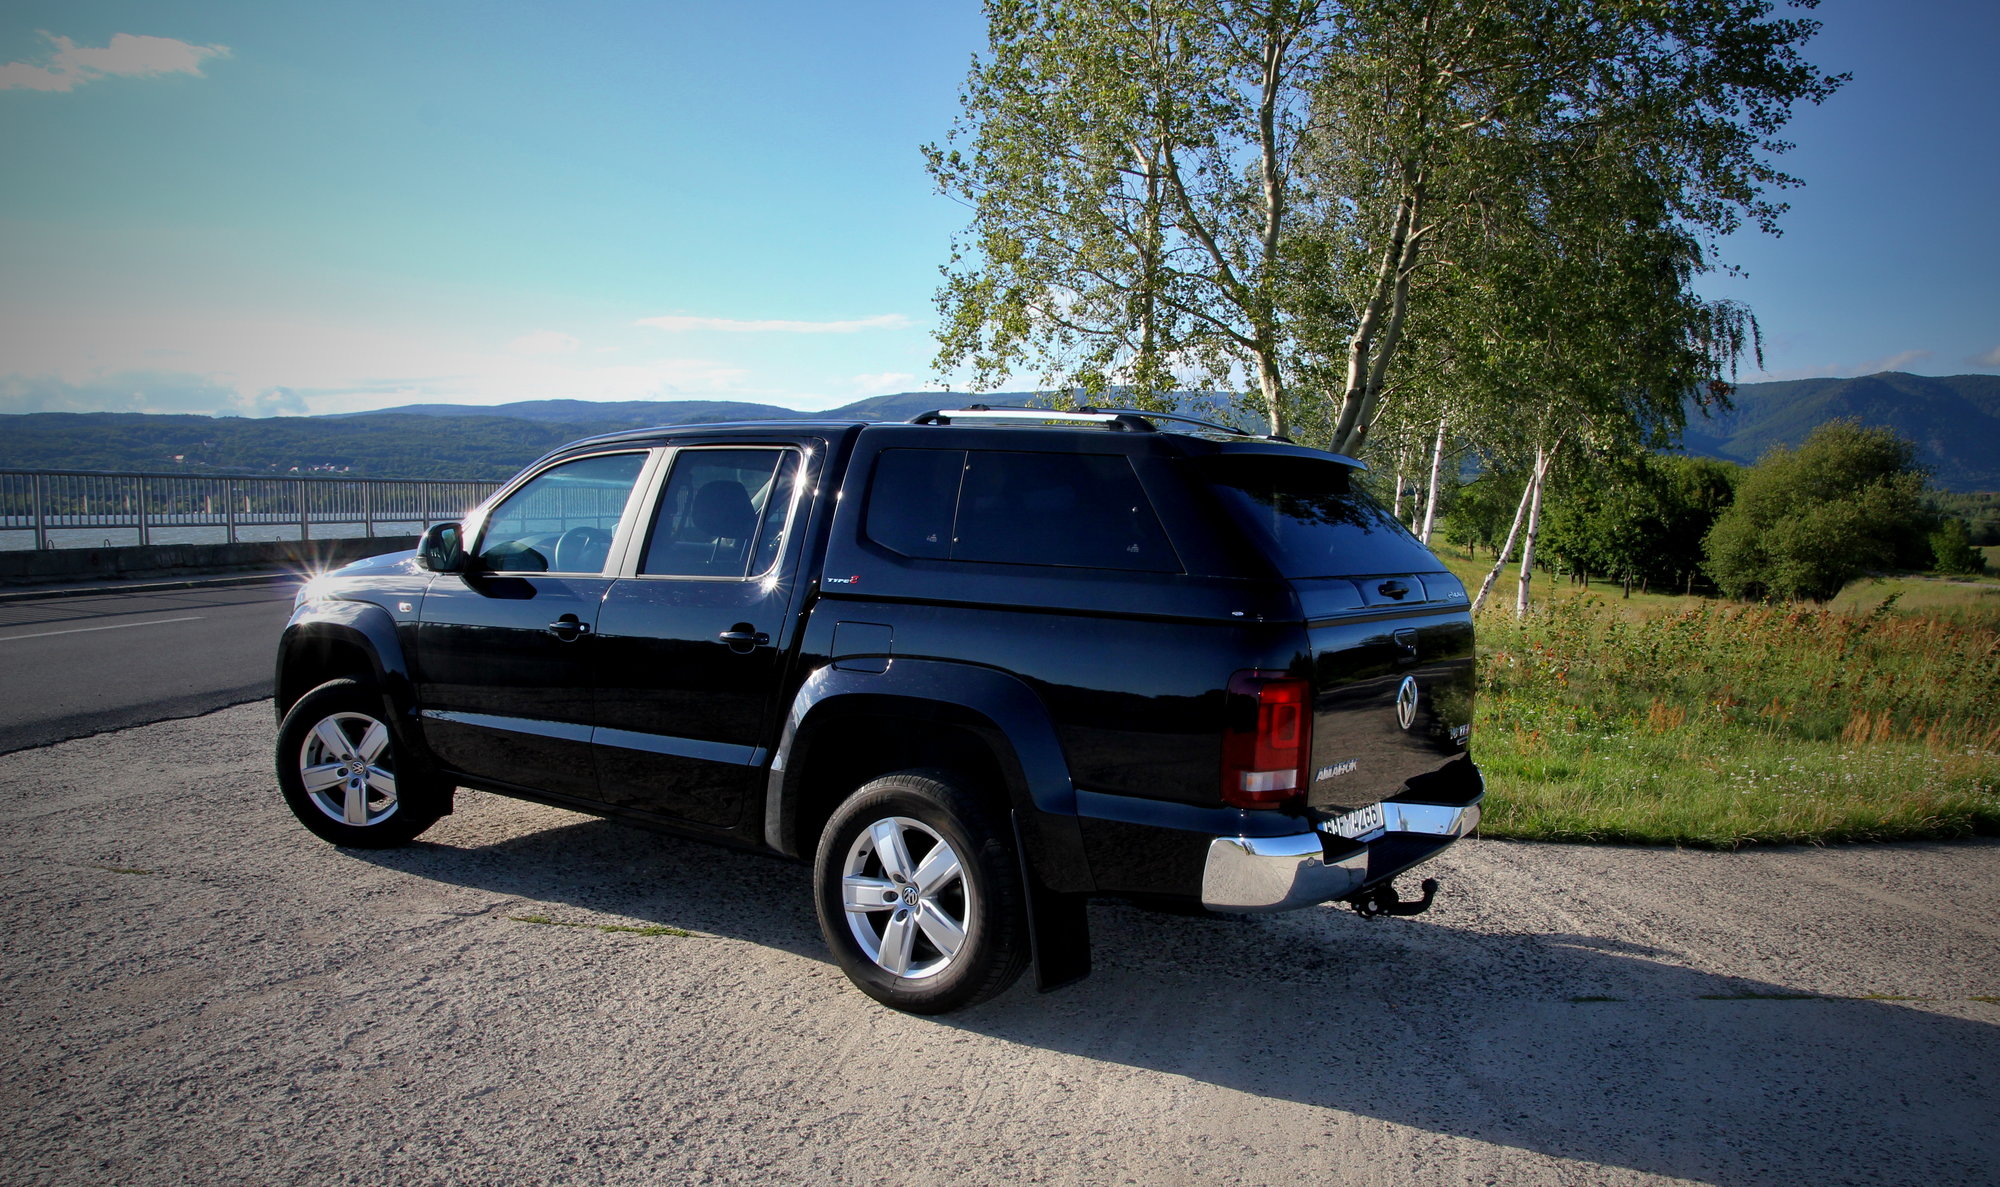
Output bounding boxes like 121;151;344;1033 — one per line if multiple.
1222;671;1313;808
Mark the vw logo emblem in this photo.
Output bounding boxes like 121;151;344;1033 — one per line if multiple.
1395;675;1420;731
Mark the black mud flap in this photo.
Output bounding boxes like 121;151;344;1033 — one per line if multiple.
1012;812;1090;992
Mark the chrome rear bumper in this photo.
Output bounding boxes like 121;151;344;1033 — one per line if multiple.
1200;799;1480;912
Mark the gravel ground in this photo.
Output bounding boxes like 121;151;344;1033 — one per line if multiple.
3;702;1996;1186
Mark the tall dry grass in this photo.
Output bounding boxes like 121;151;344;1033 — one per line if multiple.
1473;594;2000;846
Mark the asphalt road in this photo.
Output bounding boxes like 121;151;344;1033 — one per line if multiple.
2;701;1995;1187
0;582;300;754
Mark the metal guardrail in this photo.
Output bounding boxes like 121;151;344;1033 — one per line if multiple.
0;468;502;550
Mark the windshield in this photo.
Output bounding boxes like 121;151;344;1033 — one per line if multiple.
1196;455;1440;578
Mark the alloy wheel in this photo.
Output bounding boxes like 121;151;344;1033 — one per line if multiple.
296;711;400;828
839;815;972;979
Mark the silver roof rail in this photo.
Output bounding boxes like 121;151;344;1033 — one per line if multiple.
908;403;1286;441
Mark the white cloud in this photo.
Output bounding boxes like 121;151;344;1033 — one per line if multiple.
637;313;912;334
0;353;757;418
0;61;69;92
1968;345;2000;369
1740;363;1839;383
851;371;916;393
0;300;765;416
0;298;892;418
1;370;304;416
1745;348;1937;384
0;33;230;93
241;385;310;415
1855;348;1932;374
508;330;580;355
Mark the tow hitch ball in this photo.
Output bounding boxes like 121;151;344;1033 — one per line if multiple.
1349;877;1439;919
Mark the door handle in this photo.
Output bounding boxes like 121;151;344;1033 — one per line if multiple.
548;614;590;642
719;624;770;653
1377;580;1410;601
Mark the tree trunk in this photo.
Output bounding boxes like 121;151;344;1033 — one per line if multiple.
1331;176;1426;458
1256;352;1285;438
1514;445;1553;618
1251;12;1288;440
1471;466;1536;613
1419;414;1446;544
1392;443;1407;521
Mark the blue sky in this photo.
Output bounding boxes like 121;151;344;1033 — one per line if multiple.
0;0;1994;420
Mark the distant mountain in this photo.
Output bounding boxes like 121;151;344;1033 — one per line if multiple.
343;391;1026;427
334;398;804;424
337;389;1251;431
7;376;1992;487
0;392;1049;480
0;410;607;481
1682;372;2000;491
826;391;974;421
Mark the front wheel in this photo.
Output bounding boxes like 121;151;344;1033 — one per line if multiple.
813;771;1027;1014
276;678;445;848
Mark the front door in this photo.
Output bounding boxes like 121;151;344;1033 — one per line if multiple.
415;450;653;799
591;444;810;827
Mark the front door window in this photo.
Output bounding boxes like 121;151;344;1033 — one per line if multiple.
477;452;648;574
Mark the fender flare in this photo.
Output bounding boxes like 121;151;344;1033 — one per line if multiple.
763;659;1091;894
276;599;415;720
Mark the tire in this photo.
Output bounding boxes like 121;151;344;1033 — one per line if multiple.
276;678;445;848
812;771;1028;1014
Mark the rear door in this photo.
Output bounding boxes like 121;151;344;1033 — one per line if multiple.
589;441;815;827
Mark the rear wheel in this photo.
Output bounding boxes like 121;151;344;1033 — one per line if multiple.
813;771;1027;1013
276;678;445;848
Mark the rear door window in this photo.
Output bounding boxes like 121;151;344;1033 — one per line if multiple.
641;448;801;578
1196;454;1438;577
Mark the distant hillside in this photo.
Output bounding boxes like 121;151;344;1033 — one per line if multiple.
0;392;1045;480
0;410;613;480
347;391;1017;427
6;376;1993;486
332;398;805;424
1684;372;2000;491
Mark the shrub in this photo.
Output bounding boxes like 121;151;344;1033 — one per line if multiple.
1702;421;1932;601
1930;518;1987;575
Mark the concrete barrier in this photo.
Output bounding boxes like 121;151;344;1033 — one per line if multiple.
0;536;417;587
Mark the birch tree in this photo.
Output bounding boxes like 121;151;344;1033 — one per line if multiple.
1458;141;1761;615
928;0;1325;432
933;0;1841;471
1298;0;1842;458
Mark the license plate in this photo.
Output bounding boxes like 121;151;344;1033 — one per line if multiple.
1320;802;1385;841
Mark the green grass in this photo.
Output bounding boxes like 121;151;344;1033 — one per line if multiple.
1470;592;2000;847
1826;574;2000;625
508;914;692;938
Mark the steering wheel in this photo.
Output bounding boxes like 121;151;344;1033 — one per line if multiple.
552;525;614;574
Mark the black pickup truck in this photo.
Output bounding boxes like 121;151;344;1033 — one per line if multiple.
274;407;1483;1012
